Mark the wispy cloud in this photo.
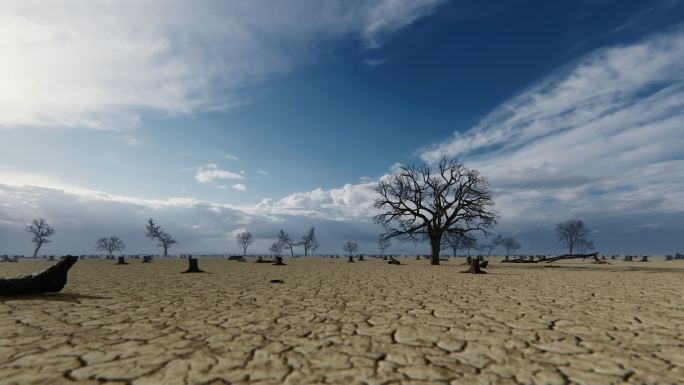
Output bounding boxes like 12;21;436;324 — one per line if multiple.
224;154;239;161
363;58;387;66
194;164;244;184
231;183;247;191
420;29;684;227
0;0;443;130
257;170;269;176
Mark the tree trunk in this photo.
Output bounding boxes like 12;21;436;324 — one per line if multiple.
461;257;486;274
33;244;41;258
348;255;354;263
1;255;79;295
116;256;128;265
163;246;168;257
142;255;152;263
274;256;285;265
182;256;204;273
430;235;441;265
48;255;55;261
358;255;365;261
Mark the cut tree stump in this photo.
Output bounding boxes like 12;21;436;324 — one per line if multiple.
461;257;487;274
348;255;354;263
388;256;401;265
116;256;129;265
639;255;648;262
273;256;286;265
142;255;152;263
182;256;204;273
0;255;78;295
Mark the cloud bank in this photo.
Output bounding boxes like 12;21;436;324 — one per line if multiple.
0;0;443;130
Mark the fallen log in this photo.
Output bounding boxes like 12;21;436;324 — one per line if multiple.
0;255;78;296
545;252;599;263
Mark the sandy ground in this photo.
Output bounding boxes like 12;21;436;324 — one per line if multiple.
1;257;683;385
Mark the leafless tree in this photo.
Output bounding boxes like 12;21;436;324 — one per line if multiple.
576;238;595;254
483;234;504;256
299;227;320;256
278;230;296;257
269;240;284;256
235;231;254;256
26;218;55;258
145;218;177;257
555;219;590;255
442;232;476;258
343;242;358;257
95;237;125;259
500;236;521;258
378;236;391;256
374;158;497;265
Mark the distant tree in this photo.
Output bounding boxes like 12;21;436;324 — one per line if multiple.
299;227;320;256
343;242;358;257
378;236;391;256
269;240;284;257
442;232;476;258
145;218;177;257
26;218;55;258
278;230;296;257
95;236;125;259
576;238;595;254
464;236;478;257
235;231;254;256
500;236;521;258
555;219;590;255
374;158;497;265
483;234;504;256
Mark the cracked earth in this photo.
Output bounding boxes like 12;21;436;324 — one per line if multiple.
1;258;683;385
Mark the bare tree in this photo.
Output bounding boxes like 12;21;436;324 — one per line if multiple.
95;237;125;259
278;230;296;257
500;236;521;258
235;231;254;256
299;227;320;256
378;236;391;257
442;232;476;258
342;242;359;259
269;240;284;256
555;219;590;255
483;234;504;256
26;218;55;258
374;158;497;265
145;218;177;257
576;238;595;254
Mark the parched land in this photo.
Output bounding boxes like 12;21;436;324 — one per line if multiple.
1;257;683;385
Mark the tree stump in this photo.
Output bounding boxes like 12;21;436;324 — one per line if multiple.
383;255;388;260
415;255;421;260
142;255;152;263
182;256;204;273
639;255;648;262
465;256;472;266
116;256;129;265
480;260;489;269
273;256;286;265
528;255;534;262
461;257;487;274
665;255;673;261
624;255;633;262
348;255;354;263
358;255;365;261
388;256;401;265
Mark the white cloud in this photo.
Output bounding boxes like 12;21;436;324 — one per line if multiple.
257;170;269;175
0;0;443;130
224;154;239;161
231;183;247;191
122;135;140;146
194;164;244;184
251;182;378;221
419;29;684;227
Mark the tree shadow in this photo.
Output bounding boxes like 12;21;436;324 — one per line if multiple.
0;293;112;302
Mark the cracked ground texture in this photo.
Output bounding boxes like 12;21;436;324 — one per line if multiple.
1;258;683;385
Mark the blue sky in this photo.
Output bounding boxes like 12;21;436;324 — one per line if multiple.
1;0;683;256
